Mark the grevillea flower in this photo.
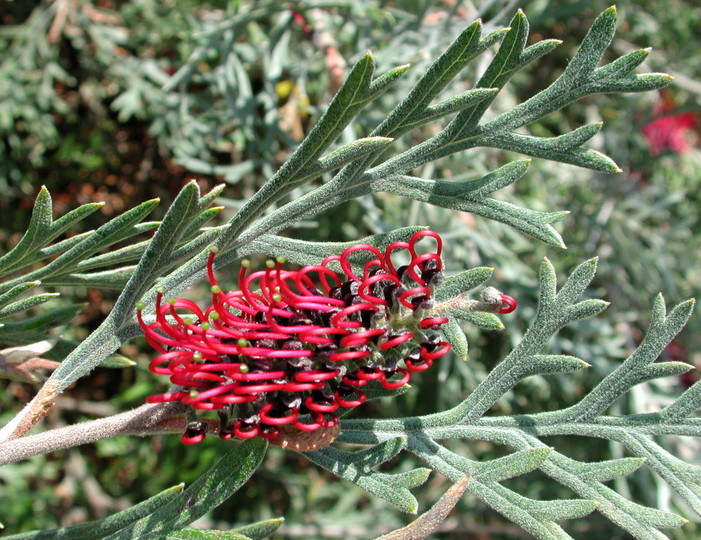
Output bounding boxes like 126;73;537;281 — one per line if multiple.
642;94;698;156
137;230;516;448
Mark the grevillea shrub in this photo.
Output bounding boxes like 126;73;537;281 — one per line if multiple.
0;6;699;540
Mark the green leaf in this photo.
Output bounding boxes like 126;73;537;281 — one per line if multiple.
377;172;568;246
435;267;493;302
76;242;148;271
481;127;621;172
523;355;591;376
0;292;60;319
399;88;497;133
46;183;220;393
0;199;159;293
474;448;553;482
0;281;42;310
0;304;83;346
229;518;284;540
442;318;468;360
0;186;54;275
42;268;135;290
559;6;618;88
248;227;424;268
2;484;184;539
106;438;267;540
305;438;428;514
155;529;252;540
577;458;647;483
100;354;137;368
563;298;694;422
298;137;394;181
218;52;382;246
450;310;504;330
377;20;502;138
447;10;533;139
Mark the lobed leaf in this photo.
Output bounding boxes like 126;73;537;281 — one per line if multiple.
305;438;429;514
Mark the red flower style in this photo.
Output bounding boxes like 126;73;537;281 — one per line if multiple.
137;230;459;445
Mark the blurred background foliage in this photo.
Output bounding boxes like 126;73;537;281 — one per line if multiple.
0;0;699;538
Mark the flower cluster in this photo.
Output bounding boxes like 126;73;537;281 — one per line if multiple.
137;230;515;446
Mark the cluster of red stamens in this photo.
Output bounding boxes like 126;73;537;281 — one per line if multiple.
137;230;514;445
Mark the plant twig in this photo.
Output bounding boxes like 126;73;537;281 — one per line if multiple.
0;401;188;466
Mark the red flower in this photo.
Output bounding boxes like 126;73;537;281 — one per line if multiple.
137;230;456;445
642;96;697;156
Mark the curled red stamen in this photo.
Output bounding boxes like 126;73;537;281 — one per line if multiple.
234;420;260;439
499;294;518;314
380;368;411;389
259;403;299;425
334;390;367;408
304;396;340;413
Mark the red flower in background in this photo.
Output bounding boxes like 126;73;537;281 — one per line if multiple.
642;95;698;156
137;231;462;446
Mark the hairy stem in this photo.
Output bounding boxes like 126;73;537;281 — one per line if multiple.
0;402;188;466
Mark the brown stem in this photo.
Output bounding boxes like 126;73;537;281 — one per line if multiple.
0;401;189;466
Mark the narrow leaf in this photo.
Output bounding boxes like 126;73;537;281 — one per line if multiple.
2;484;185;539
442;319;468;361
107;439;267;540
0;293;60;319
435;267;493;302
475;448;553;482
524;355;591;375
229;518;284;540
